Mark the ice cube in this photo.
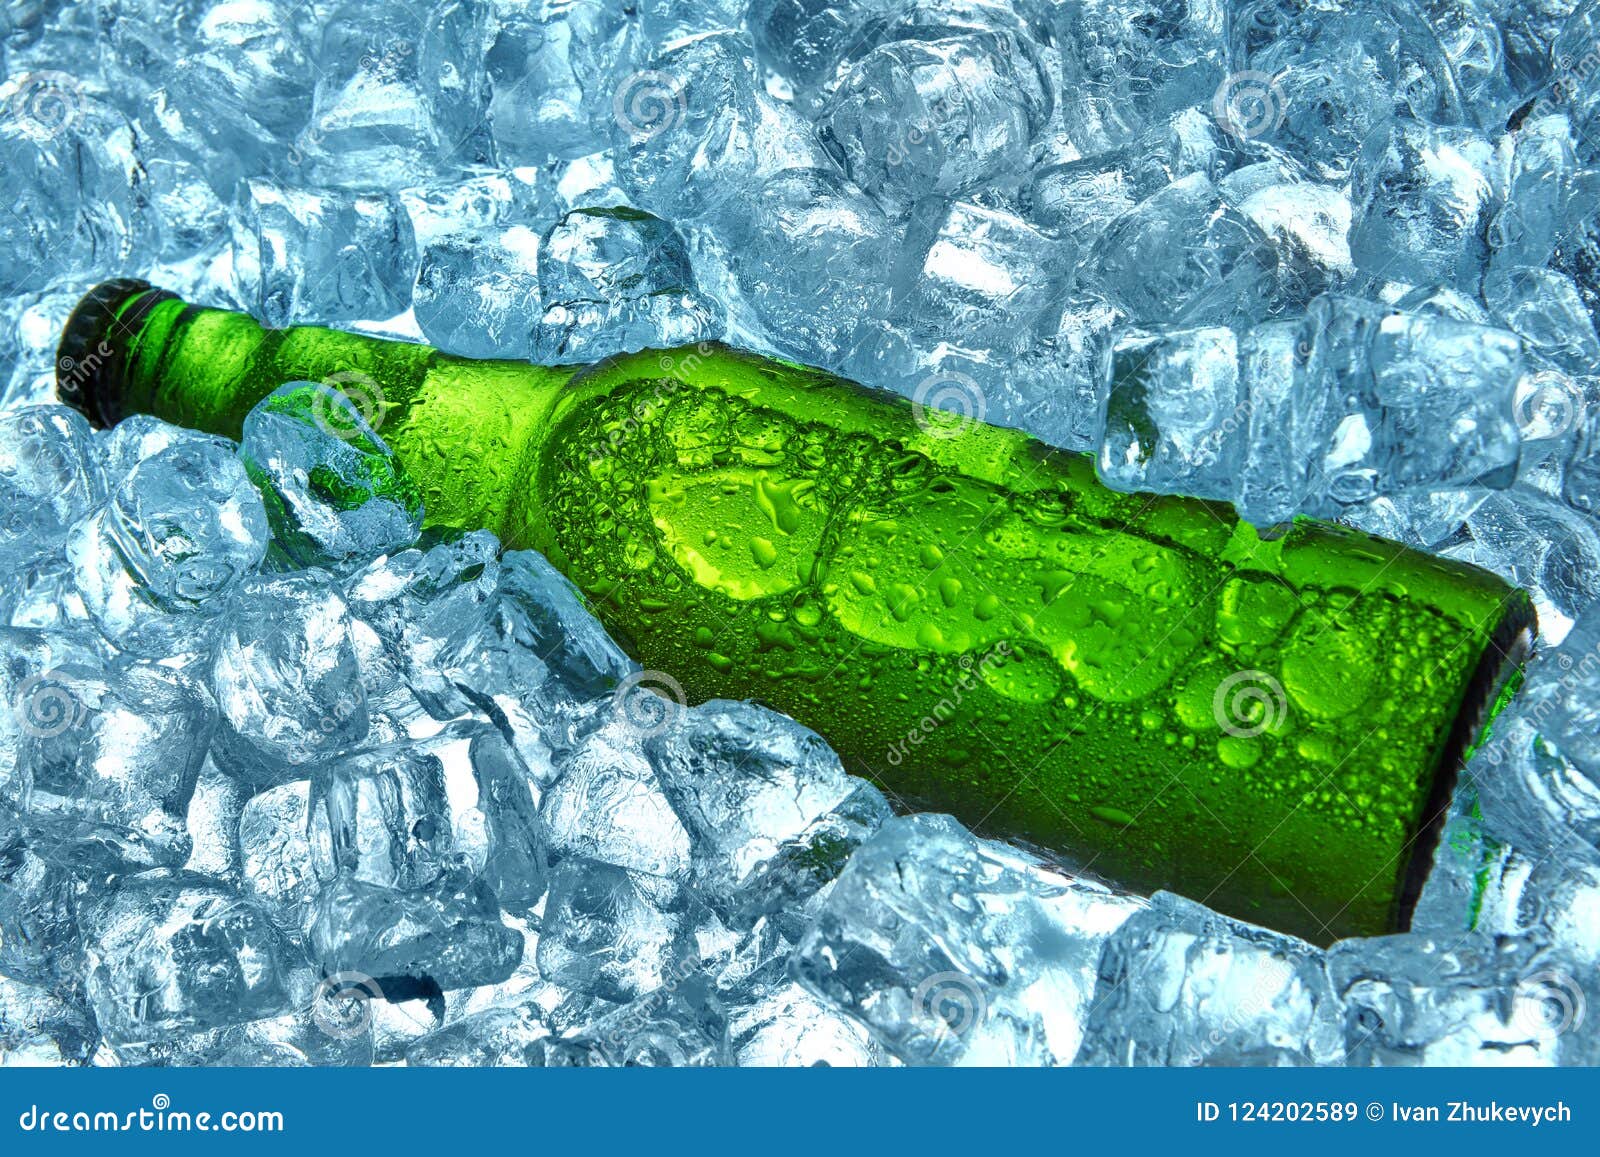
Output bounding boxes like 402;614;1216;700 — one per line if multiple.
210;571;371;784
1235;180;1355;310
66;439;269;654
550;970;728;1066
639;0;748;47
413;224;543;360
820;32;1048;218
230;178;418;328
537;857;692;1003
98;414;229;485
746;0;894;101
1483;266;1600;373
1099;325;1245;502
533;207;721;363
791;814;1144;1066
240;381;423;572
343;530;503;719
1552;168;1600;327
0;977;97;1066
400;167;550;249
1511;602;1600;781
1490;115;1577;276
540;706;692;881
308;867;523;994
0;405;105;571
1086;174;1277;326
1553;0;1600;165
1298;296;1521;517
0;810;84;988
296;0;493;189
139;149;229;263
718;166;894;366
726;780;892;937
468;728;549;916
609;31;764;223
1417;0;1520;126
0;78;142;294
1329;933;1587;1065
405;1004;549;1066
1445;486;1600;640
897;200;1066;353
310;741;455;892
1077;892;1344;1066
1029;108;1240;250
1050;0;1226;152
0;626;103;796
135;0;316;194
17;658;215;871
80;869;299;1042
435;549;633;742
726;963;883;1067
1228;0;1463;128
486;0;640;163
237;778;318;928
648;699;856;906
1349;119;1500;293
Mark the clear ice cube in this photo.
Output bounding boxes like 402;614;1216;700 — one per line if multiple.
66;439;269;653
534;207;721;363
791;813;1144;1066
210;571;372;783
18;658;214;871
309;866;523;994
0;405;105;571
413;224;543;359
80;869;299;1043
1077;892;1344;1066
230;178;418;327
536;857;691;1003
240;381;424;572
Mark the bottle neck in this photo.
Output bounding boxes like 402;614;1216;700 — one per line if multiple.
57;279;579;534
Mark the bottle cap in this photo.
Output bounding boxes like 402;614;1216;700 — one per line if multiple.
56;278;178;428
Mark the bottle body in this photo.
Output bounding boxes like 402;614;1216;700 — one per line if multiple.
59;281;1534;944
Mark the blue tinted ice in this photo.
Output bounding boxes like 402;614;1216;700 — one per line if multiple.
81;869;298;1043
6;0;1600;1070
534;206;721;362
240;380;423;572
231;178;417;327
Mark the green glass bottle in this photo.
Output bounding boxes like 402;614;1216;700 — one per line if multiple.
57;279;1533;944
